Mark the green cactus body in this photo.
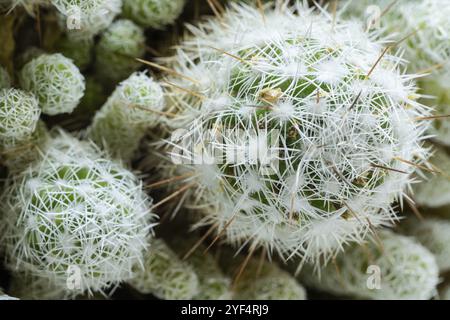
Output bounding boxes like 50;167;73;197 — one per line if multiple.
128;238;199;300
296;231;439;300
19;53;85;115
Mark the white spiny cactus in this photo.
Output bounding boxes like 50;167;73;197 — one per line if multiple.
414;147;450;208
170;239;232;300
160;1;430;265
19;53;85;115
296;230;439;300
51;0;122;39
0;131;155;295
122;0;185;30
0;88;41;144
95;19;146;84
0;65;11;89
344;0;450;145
402;217;450;272
127;238;199;300
88;71;164;160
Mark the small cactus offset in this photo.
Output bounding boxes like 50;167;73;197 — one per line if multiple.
169;238;232;300
0;89;47;172
19;53;85;115
0;88;41;144
219;250;306;300
122;0;185;30
402;217;450;272
0;131;155;296
87;71;164;160
295;230;439;300
127;238;199;300
95;19;146;84
162;1;430;266
50;0;122;40
413;147;450;208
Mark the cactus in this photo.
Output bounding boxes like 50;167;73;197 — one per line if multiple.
0;131;155;295
50;0;122;40
295;231;439;300
418;78;450;146
19;53;85;115
0;89;47;172
122;0;185;30
219;250;306;300
402;217;450;272
95;19;145;84
414;147;450;208
161;1;430;265
87;71;164;161
169;239;232;300
0;88;41;145
344;0;450;145
127;238;199;300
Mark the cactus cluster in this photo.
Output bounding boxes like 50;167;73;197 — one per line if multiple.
414;147;450;208
402;218;450;272
1;0;450;302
